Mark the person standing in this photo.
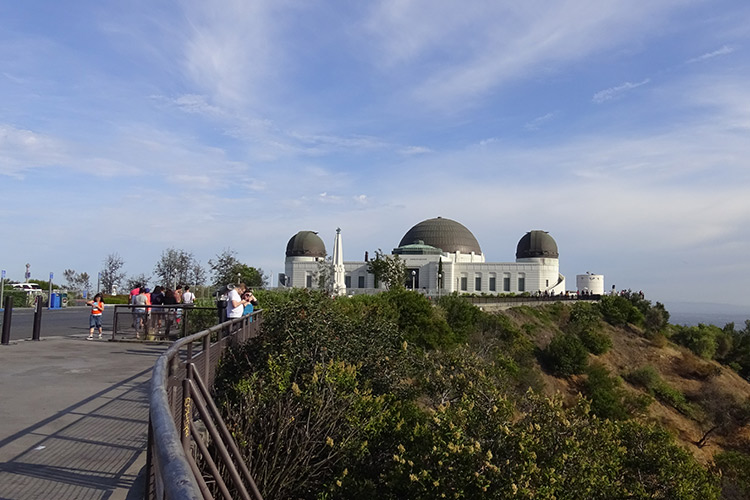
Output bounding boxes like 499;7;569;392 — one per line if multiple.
182;286;195;305
86;293;105;340
133;288;149;338
226;284;247;319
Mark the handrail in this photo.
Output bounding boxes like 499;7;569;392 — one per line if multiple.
147;311;263;499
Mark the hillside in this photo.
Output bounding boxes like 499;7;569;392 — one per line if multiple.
211;289;750;500
502;304;750;466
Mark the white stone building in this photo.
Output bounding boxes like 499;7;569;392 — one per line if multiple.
281;217;568;296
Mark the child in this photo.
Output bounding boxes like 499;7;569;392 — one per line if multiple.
86;293;105;340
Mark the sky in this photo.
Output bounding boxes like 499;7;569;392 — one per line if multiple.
1;1;749;312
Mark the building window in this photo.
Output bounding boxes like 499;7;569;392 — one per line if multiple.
545;279;549;287
345;275;351;288
358;275;365;288
518;274;526;292
475;275;482;291
460;276;468;291
489;275;496;292
503;273;510;292
306;274;313;288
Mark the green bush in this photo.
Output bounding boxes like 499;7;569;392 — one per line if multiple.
672;324;721;359
625;365;694;416
715;450;750;498
436;294;481;341
543;332;589;376
599;295;643;327
579;329;613;355
583;363;651;420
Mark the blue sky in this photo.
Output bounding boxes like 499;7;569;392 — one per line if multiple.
1;1;749;310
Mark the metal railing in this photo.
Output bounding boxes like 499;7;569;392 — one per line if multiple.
112;304;221;341
147;310;265;500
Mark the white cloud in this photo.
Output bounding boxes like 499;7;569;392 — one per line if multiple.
524;112;559;131
686;45;735;63
592;79;650;103
362;0;687;110
400;145;432;155
0;125;67;176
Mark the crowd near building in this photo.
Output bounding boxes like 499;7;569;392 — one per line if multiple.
280;216;606;296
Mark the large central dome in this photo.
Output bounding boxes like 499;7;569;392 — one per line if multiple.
398;217;482;255
286;231;326;258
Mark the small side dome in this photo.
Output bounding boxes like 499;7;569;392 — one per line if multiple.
399;217;482;254
286;231;326;258
516;230;559;259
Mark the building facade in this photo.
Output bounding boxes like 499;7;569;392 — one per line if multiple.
282;217;569;295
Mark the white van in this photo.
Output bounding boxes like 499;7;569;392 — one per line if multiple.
11;283;44;293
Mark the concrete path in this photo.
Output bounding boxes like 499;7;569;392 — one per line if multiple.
0;335;166;500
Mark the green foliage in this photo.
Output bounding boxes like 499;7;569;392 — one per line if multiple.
378;288;457;349
598;295;643;327
617;421;719;499
715;450;750;499
566;301;601;334
543;332;589;376
0;290;28;307
102;294;130;304
209;248;266;288
710;321;750;381
672;323;722;359
625;366;694;416
578;329;613;355
583;363;651;420
210;291;720;500
436;294;481;341
366;250;406;290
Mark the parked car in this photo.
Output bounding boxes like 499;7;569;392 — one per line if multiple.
11;283;44;293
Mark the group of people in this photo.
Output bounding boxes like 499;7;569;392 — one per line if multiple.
129;283;196;339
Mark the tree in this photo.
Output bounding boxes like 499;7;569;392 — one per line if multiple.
208;248;267;288
154;248;204;288
63;269;78;289
316;256;334;293
125;273;152;291
366;249;406;290
100;253;126;294
62;269;92;295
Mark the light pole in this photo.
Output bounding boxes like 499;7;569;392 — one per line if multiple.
411;270;416;290
438;272;442;299
237;272;241;285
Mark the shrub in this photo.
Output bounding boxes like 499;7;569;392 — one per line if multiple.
583;363;631;420
436;294;481;341
567;301;601;334
543;332;589;376
675;354;721;380
672;324;721;359
715;450;750;499
579;329;613;355
599;295;643;327
625;365;693;416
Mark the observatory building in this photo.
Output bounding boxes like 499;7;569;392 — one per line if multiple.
282;217;570;296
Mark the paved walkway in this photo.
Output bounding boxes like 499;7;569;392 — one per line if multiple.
0;335;166;500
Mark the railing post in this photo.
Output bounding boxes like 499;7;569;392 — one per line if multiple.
1;296;12;345
112;305;119;341
32;295;42;341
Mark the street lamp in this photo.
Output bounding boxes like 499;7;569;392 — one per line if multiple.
237;272;241;285
411;270;416;290
438;272;442;299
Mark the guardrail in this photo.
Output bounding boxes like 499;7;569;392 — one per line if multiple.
112;304;220;341
147;310;265;500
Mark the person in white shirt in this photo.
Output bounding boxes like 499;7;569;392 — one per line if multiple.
226;284;248;319
182;286;195;305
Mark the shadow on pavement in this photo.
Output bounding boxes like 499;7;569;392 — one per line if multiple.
0;367;153;500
